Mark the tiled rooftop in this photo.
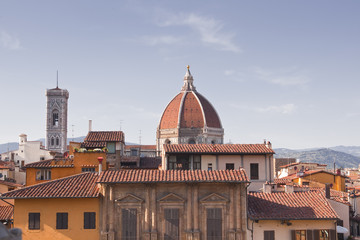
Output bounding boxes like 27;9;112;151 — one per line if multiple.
98;169;249;184
125;145;156;150
1;172;99;199
248;191;338;220
25;159;74;168
84;131;124;143
0;180;23;188
163;144;275;154
0;205;13;221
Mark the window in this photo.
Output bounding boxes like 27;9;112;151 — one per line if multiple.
56;213;68;229
193;155;201;170
188;139;196;144
28;213;40;230
207;208;222;240
84;212;96;229
320;230;329;240
56;137;59;146
122;208;137;240
107;142;116;154
36;169;51;180
295;230;306;240
264;230;275;240
82;168;96;173
164;208;179;240
52;111;59;126
250;163;259;180
40;157;45;160
51;138;54;146
208;163;213;171
226;163;234;170
168;157;176;170
131;149;138;156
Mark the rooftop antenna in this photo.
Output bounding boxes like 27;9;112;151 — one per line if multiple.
71;124;75;142
119;120;123;131
56;70;59;88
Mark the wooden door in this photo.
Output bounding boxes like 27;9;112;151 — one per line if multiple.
122;208;137;240
164;208;179;240
207;208;222;240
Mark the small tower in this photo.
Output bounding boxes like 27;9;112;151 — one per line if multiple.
45;81;69;153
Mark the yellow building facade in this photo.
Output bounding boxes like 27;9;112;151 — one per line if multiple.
25;152;107;186
1;172;100;240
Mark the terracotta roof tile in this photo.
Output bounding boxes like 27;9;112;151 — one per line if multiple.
83;131;124;143
180;92;205;128
309;188;349;205
0;180;23;188
25;159;74;168
196;92;221;128
248;191;338;220
125;145;156;150
274;178;293;184
81;141;107;148
164;144;275;154
1;172;99;199
98;169;249;183
159;93;184;129
0;206;13;220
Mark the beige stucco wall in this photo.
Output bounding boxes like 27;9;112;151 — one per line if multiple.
329;199;350;239
201;155;216;170
248;219;336;240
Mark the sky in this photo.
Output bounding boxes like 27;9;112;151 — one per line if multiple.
0;1;359;149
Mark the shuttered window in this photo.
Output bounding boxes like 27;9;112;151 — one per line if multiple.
28;213;40;230
164;208;179;240
250;163;259;180
84;212;96;229
122;208;137;240
264;230;275;240
207;208;222;240
56;212;68;229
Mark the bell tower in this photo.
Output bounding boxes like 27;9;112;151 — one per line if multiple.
46;80;69;153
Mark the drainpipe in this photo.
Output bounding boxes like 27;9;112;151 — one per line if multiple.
97;157;103;174
246;182;254;240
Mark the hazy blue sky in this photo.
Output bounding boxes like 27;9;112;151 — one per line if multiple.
1;1;359;149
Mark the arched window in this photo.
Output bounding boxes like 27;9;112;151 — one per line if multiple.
56;137;60;146
51;138;55;146
52;110;59;126
211;140;216;144
165;139;171;144
188;139;196;144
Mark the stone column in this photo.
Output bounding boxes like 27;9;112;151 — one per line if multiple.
193;184;200;240
144;186;151;240
151;186;158;240
186;184;193;240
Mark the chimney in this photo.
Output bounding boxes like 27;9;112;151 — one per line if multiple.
97;157;103;174
89;120;92;132
263;182;273;193
325;184;331;199
285;184;294;193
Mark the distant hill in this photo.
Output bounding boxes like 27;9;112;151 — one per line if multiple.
0;136;86;154
0;136;140;154
274;148;360;169
329;146;360;158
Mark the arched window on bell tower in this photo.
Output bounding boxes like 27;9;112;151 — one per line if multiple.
56;137;60;146
52;110;59;127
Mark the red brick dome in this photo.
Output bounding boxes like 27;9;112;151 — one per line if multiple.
159;68;222;130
